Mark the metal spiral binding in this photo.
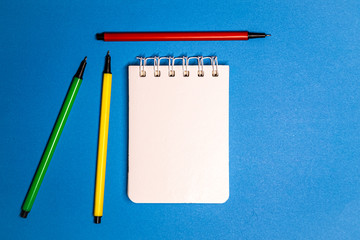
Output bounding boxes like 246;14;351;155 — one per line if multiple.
211;56;219;77
136;56;219;77
136;57;147;77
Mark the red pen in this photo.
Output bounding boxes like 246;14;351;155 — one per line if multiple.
96;31;271;42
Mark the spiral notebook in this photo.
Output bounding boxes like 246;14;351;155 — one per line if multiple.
128;56;229;203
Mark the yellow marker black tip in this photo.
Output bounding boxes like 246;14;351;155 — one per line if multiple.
94;216;101;224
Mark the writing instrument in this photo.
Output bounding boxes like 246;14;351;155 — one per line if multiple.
94;51;112;224
96;31;271;42
20;57;87;218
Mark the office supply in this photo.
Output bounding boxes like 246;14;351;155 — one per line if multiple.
20;57;87;218
128;56;229;203
94;51;112;224
96;31;270;42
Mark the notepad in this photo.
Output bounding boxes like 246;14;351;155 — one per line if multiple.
128;56;229;203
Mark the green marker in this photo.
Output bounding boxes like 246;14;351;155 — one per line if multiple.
20;57;87;218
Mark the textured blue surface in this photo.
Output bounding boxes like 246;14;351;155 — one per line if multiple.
1;0;360;239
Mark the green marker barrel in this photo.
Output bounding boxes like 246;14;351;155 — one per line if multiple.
20;57;87;218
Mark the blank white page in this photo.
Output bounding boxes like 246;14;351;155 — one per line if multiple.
128;65;229;203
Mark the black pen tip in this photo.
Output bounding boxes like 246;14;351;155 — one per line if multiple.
248;32;271;39
20;210;29;218
104;50;111;73
94;216;101;224
74;57;87;79
96;33;104;41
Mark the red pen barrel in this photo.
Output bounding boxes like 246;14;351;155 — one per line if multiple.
103;31;249;41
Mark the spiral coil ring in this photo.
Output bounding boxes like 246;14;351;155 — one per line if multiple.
137;56;219;77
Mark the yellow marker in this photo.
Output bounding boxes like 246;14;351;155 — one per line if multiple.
94;51;112;224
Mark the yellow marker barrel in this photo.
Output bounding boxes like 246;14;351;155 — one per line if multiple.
94;52;112;224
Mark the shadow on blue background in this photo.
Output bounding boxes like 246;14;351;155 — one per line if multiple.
1;0;360;239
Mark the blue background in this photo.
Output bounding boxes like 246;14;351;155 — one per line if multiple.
1;0;360;239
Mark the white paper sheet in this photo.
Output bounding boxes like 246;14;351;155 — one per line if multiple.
128;65;229;203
